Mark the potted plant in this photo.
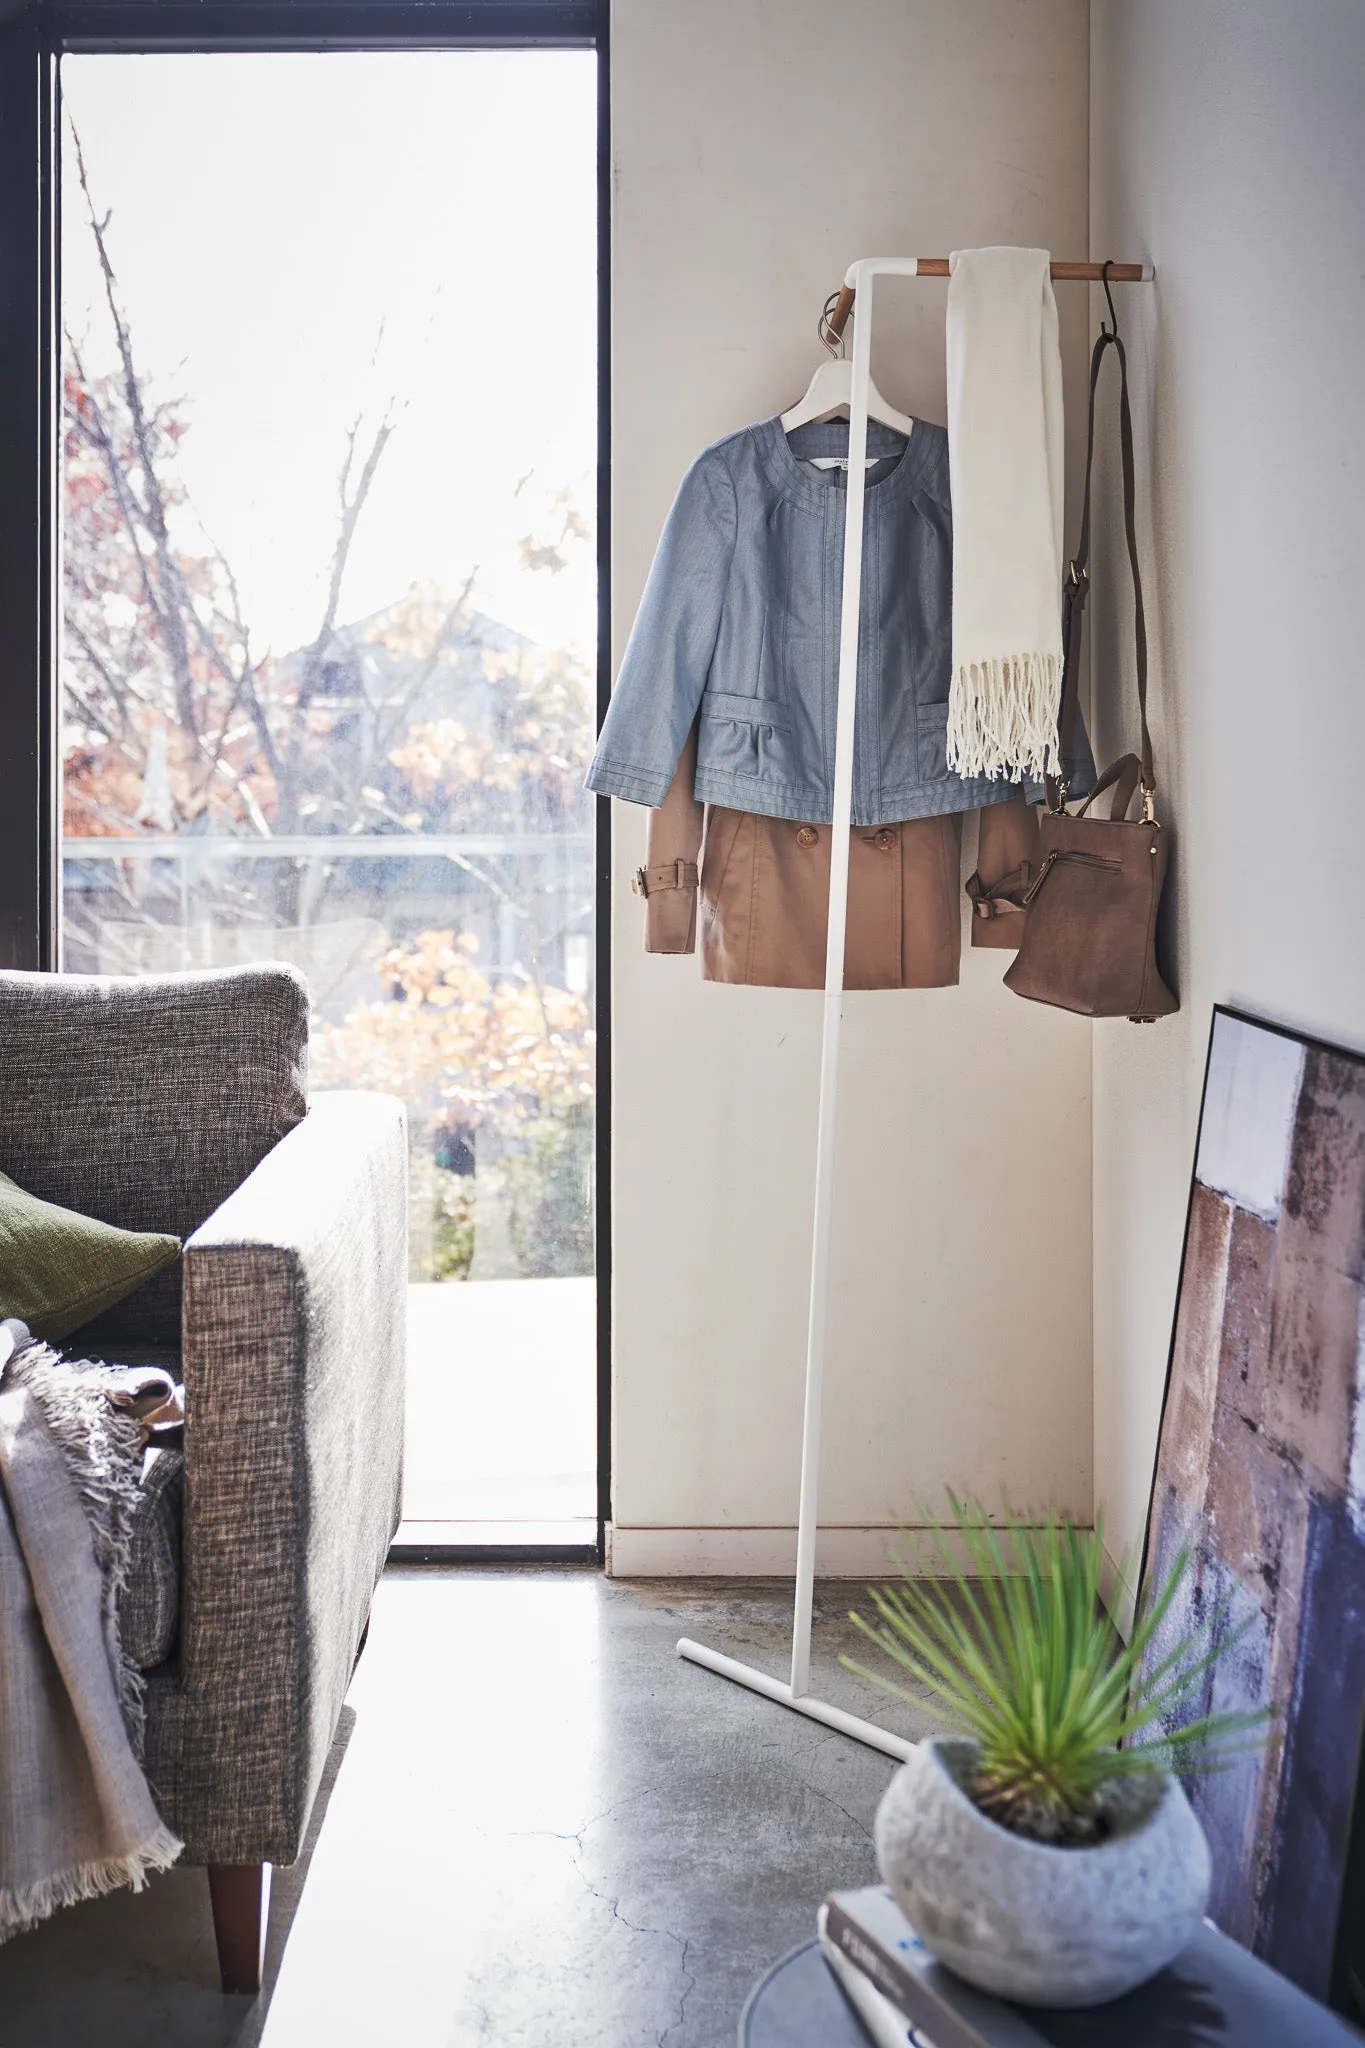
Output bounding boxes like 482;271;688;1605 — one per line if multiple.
845;1498;1268;2008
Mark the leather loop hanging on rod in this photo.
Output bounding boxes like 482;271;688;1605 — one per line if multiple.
823;258;1153;345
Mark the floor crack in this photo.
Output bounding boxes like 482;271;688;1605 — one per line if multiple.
659;1935;695;2048
800;1773;876;1842
566;1833;696;2044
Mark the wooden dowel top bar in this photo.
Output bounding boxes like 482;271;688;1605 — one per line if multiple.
825;261;1151;342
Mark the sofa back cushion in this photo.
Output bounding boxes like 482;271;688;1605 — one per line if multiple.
0;965;308;1344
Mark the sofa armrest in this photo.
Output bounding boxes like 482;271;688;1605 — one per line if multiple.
143;1090;407;1865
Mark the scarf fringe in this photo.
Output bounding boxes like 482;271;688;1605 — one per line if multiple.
946;650;1063;782
0;1825;184;1946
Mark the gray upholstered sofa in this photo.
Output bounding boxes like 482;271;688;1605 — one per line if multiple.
0;964;407;1993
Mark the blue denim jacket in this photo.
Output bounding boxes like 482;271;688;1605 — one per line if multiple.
587;416;1085;826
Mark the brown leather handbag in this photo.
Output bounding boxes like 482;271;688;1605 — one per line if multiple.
1004;316;1177;1024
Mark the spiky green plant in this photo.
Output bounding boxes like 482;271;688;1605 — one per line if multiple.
844;1496;1270;1845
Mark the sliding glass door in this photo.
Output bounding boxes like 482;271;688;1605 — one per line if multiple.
58;48;600;1545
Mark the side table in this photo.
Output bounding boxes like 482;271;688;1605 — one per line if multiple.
740;1941;882;2048
740;1929;1365;2047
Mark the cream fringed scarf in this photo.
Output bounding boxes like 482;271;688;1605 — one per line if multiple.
945;246;1066;781
0;1320;182;1944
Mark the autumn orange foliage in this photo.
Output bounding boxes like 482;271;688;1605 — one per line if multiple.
310;928;594;1137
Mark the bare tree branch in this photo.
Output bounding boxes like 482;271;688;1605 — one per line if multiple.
71;124;205;742
268;404;398;843
317;411;396;657
65;335;169;649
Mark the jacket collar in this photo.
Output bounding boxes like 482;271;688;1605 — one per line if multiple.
752;414;943;515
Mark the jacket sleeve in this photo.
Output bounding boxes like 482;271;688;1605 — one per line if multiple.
631;721;703;953
585;447;738;807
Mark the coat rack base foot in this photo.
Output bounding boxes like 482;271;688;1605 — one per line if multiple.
676;1637;914;1761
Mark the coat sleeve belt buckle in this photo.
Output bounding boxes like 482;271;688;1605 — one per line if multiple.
632;860;698;898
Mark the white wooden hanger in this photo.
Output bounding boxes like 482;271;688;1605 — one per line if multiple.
780;351;914;467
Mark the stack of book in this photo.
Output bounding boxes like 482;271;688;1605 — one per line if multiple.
817;1887;1030;2048
816;1885;1365;2047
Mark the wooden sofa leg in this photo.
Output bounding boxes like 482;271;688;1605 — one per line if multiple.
208;1862;272;1994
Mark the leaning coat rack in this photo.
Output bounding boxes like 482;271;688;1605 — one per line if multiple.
677;254;1154;1760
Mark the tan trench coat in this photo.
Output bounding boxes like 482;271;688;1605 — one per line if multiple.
632;727;1039;990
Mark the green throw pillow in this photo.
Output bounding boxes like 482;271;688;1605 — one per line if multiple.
0;1169;181;1343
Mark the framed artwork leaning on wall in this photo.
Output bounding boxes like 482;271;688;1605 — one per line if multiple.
1139;1005;1365;2023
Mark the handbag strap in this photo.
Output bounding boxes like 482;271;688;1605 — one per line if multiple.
1074;750;1144;822
1049;325;1153;812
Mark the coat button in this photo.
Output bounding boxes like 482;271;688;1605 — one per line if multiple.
874;828;897;851
796;825;818;848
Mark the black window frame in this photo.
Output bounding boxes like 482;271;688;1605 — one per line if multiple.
0;0;612;1567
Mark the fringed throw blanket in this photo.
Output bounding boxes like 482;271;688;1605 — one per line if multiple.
0;1318;181;1943
945;246;1066;781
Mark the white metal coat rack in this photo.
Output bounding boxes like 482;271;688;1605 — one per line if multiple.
676;253;1154;1760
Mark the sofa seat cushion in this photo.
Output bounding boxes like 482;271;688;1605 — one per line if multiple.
120;1444;184;1671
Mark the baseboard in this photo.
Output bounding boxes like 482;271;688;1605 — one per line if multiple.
608;1524;903;1577
607;1522;1094;1578
1100;1538;1138;1640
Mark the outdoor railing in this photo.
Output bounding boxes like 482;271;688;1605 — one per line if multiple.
63;833;592;859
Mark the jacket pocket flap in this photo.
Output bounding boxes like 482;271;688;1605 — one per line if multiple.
702;691;791;732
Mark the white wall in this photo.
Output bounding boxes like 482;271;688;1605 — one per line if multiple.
1089;1;1365;1611
609;0;1095;1574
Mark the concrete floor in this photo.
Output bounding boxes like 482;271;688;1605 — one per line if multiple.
0;1570;938;2048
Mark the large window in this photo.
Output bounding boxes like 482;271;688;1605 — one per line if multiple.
58;48;600;1544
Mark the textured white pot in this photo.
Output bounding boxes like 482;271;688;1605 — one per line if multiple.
874;1739;1211;2007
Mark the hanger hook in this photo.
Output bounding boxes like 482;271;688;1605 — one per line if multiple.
818;290;846;359
1101;258;1120;341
